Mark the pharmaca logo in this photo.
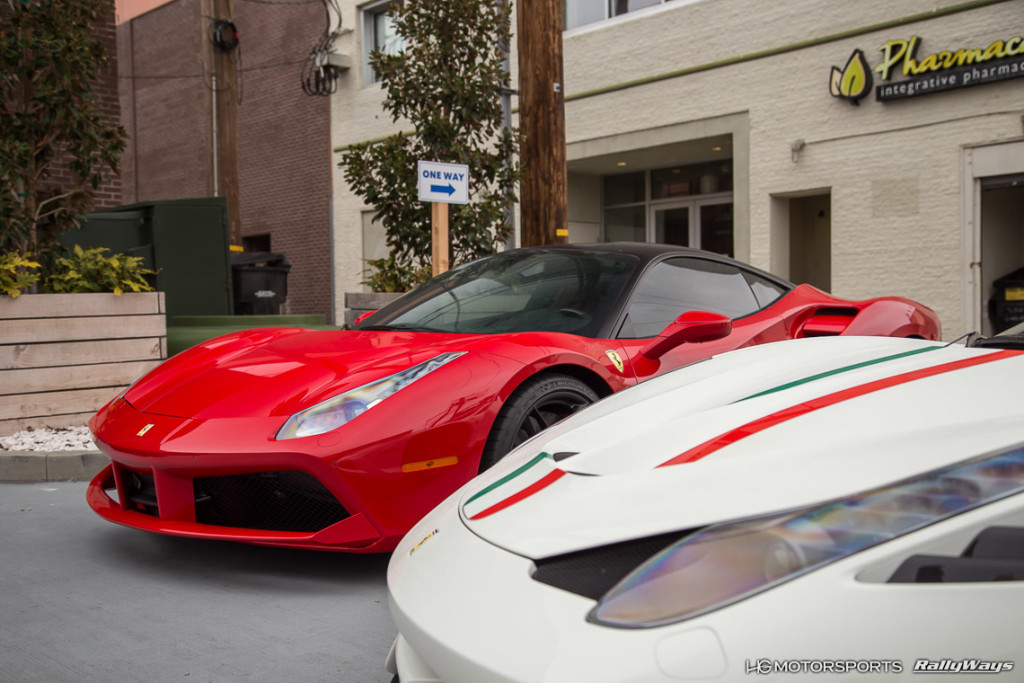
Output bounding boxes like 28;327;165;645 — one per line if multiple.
829;49;872;104
830;33;1024;104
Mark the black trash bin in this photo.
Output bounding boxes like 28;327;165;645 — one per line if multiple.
989;266;1024;334
231;252;291;315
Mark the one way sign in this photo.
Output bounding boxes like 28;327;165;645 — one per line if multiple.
417;160;470;204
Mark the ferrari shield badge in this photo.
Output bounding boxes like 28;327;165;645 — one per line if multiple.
136;424;154;437
605;349;624;374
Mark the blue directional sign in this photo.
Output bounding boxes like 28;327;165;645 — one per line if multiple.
417;160;470;204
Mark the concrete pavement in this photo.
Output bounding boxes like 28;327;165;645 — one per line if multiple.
0;480;395;682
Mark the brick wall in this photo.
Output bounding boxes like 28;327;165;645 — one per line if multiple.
120;0;334;321
90;1;124;210
0;1;123;213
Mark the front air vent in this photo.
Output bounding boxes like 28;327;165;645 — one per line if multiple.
124;470;159;517
532;530;693;600
194;471;349;533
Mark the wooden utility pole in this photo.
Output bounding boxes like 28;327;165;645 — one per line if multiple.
516;0;568;246
432;202;450;276
211;0;242;248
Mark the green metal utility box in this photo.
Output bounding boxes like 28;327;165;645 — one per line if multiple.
62;197;233;322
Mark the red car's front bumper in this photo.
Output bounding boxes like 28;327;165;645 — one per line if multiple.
87;463;387;551
87;391;492;552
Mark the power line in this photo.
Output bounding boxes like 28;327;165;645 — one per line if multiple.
301;0;343;96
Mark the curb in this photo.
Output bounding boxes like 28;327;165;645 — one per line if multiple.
0;450;110;483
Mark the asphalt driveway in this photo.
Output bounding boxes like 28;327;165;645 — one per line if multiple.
0;481;395;682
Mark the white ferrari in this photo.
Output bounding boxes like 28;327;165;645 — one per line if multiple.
386;334;1024;682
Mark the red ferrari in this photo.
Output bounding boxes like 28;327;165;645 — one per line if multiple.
87;243;940;552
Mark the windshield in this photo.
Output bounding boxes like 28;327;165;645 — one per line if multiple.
356;250;639;337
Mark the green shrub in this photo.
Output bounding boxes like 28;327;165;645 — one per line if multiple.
361;254;433;293
0;252;42;298
43;245;156;296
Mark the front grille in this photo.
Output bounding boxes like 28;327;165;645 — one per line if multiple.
193;471;350;533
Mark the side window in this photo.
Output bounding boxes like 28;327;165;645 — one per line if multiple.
362;1;404;84
619;258;759;338
744;272;789;308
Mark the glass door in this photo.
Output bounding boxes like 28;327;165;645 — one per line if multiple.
697;200;734;257
652;204;690;247
650;199;733;256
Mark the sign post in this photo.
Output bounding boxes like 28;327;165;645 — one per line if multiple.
418;160;470;276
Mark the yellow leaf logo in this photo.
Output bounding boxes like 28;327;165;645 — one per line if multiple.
830;49;872;105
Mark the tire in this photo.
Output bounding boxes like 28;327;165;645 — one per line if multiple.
479;373;599;472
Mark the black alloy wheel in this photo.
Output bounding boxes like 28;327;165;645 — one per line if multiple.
479;373;599;472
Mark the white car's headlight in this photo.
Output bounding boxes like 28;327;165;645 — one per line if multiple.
276;352;465;440
590;445;1024;628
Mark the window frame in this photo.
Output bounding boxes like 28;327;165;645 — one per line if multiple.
361;0;404;85
614;256;776;339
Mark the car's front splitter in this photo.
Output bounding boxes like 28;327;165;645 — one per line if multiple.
87;463;388;551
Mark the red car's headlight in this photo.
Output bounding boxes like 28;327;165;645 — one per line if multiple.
276;352;466;440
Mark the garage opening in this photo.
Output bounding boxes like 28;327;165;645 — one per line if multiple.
981;174;1024;335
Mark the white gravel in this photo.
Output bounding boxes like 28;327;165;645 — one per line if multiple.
0;426;99;452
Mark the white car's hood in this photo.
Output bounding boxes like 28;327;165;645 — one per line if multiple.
460;336;1024;558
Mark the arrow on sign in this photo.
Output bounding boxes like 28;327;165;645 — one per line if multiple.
430;183;456;196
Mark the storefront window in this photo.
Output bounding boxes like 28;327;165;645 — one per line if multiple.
651;160;732;199
699;203;734;256
603;171;645;205
605;206;646;242
601;160;733;254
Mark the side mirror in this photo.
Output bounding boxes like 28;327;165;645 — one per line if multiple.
639;310;732;361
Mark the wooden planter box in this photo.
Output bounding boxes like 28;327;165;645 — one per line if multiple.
0;292;167;436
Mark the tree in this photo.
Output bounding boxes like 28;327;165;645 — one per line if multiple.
340;0;522;292
0;0;127;255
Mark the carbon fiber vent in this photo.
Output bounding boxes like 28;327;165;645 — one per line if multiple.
194;471;349;533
